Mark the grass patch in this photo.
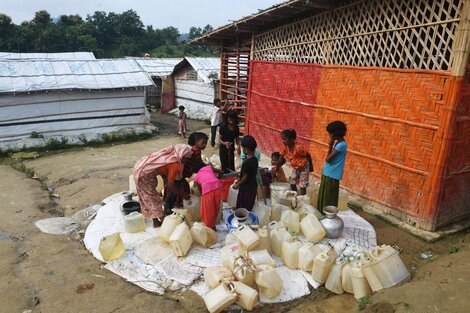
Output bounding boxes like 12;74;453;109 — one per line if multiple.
358;296;370;311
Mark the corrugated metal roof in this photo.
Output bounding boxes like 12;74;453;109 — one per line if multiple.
0;52;96;60
184;57;220;83
0;59;154;93
128;57;182;77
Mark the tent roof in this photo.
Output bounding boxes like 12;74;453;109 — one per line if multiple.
127;57;182;77
190;0;339;45
174;57;220;83
0;59;154;93
0;52;96;60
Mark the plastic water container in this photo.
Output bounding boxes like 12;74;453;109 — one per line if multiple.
270;227;292;257
271;203;291;222
298;203;323;220
338;189;349;211
220;243;241;270
306;181;321;208
183;196;201;221
361;245;411;291
298;243;323;272
325;261;345;294
257;227;271;252
300;213;326;243
232;281;258;311
268;220;284;232
155;175;164;195
221;177;237;201
190;222;217;247
270;182;291;205
169;223;193;257
350;261;372;299
255;264;283;299
159;212;184;242
189;180;201;196
232;225;260;251
172;208;193;227
278;190;297;207
204;266;234;288
295;195;310;209
280;210;300;235
99;233;125;262
128;174;137;194
227;183;239;208
232;256;256;287
253;202;271;227
281;238;303;269
248;249;275;267
203;282;236;313
312;247;338;284
124;211;146;233
342;261;354;294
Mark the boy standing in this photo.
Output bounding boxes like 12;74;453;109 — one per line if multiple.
210;99;226;147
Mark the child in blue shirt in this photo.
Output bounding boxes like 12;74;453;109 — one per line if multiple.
317;121;348;213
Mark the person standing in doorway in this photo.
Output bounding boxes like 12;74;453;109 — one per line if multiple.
219;110;241;173
210;99;226;147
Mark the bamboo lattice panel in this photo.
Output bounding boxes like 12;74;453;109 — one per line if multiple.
253;0;464;71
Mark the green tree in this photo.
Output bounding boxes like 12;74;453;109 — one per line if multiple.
160;26;180;45
0;14;16;51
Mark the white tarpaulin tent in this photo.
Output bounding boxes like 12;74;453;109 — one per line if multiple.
0;58;154;144
0;52;96;60
173;57;220;120
128;57;182;77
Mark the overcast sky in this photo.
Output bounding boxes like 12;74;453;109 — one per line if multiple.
1;0;282;32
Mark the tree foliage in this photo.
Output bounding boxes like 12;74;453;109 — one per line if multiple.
0;10;216;58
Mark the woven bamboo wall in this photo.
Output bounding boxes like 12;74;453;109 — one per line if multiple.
436;64;470;227
246;60;459;229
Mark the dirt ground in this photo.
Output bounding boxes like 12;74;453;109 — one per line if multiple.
1;114;469;313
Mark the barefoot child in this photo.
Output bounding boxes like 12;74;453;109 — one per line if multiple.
178;106;188;138
233;136;259;211
192;159;222;229
317;121;348;213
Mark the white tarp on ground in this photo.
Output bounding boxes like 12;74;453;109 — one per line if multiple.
174;80;214;120
128;57;182;77
84;192;377;305
0;52;96;60
0;59;153;93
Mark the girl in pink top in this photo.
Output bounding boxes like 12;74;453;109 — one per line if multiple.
193;159;222;229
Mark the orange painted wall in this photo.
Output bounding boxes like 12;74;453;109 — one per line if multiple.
247;61;465;230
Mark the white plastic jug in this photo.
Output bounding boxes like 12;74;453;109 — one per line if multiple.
306;181;321;208
227;183;239;208
361;245;411;291
312;247;338;284
253;202;271;227
298;243;323;272
350;261;372;300
155;175;164;195
204;266;234;288
298;203;323;220
169;223;193;257
338;189;349;211
220;243;241;270
270;182;291;205
257;227;271;252
248;249;275;267
128;174;137;194
271;203;291;222
172;208;193;227
342;261;354;294
190;222;217;247
232;225;260;251
124;211;146;233
232;281;258;311
280;210;300;235
268;220;284;232
325;261;345;294
159;212;184;242
295;195;310;209
270;227;292;257
203;282;236;313
232;256;256;287
255;264;283;299
183;196;201;221
281;238;303;269
99;233;125;262
278;190;297;207
300;213;326;243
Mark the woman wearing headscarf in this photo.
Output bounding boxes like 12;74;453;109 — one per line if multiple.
133;144;193;227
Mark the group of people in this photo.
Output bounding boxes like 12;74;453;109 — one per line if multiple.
134;99;348;230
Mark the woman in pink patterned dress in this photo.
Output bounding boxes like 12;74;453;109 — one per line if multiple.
133;144;192;227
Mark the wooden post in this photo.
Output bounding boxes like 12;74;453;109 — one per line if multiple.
451;0;470;76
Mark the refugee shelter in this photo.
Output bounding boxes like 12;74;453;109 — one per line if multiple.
172;57;220;120
192;0;470;231
0;58;154;144
128;57;181;113
0;51;96;60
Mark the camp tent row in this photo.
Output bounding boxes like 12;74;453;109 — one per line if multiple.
191;0;470;232
0;53;220;148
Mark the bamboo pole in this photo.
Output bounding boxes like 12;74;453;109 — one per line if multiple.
451;0;470;76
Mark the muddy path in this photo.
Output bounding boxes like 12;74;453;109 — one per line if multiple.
0;114;469;313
